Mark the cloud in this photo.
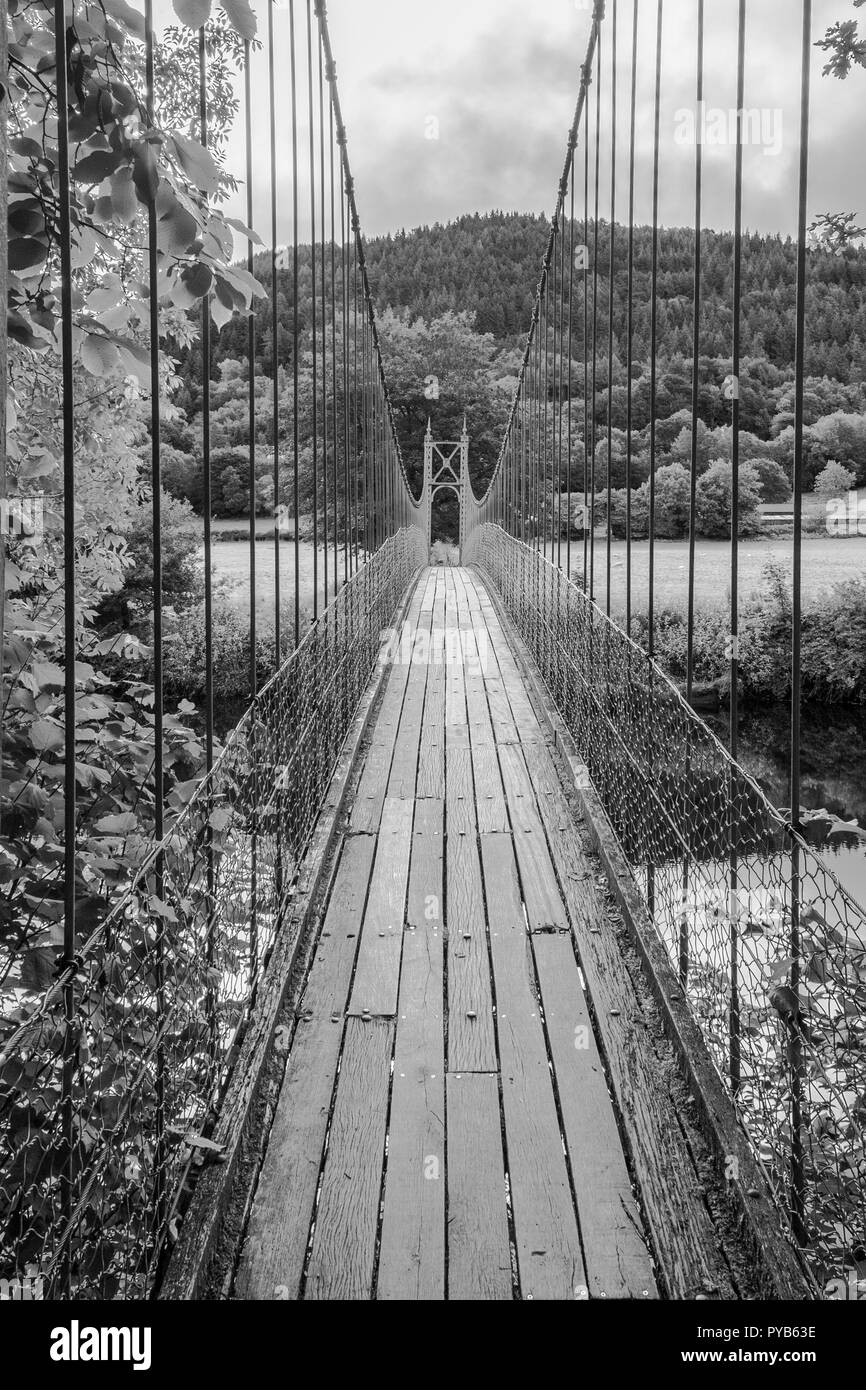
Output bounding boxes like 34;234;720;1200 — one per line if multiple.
221;0;863;245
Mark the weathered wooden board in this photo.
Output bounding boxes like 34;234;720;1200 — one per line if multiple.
497;742;570;933
445;745;475;837
234;834;377;1300
480;833;587;1300
470;743;509;834
461;579;519;743
387;600;432;800
452;569;495;745
446;834;496;1071
305;1017;394;1300
446;1072;512;1301
378;920;445;1299
348;587;423;832
443;572;470;748
348;795;413;1017
405;798;444;932
466;575;539;733
533;931;659;1299
417;580;446;798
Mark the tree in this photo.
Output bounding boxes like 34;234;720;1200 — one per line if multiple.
817;7;866;81
814;460;857;497
808;413;866;484
695;460;763;538
653;463;692;538
747;457;792;503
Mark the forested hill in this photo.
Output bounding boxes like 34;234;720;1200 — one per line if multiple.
364;212;546;338
211;211;866;385
361;211;866;378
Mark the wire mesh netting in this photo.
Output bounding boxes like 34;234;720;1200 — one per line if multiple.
466;524;866;1294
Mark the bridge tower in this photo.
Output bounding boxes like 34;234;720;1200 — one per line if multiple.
422;417;470;559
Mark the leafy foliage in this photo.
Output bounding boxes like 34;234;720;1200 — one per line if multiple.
2;0;263;1023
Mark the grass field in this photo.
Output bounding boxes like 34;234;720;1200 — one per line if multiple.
570;535;866;614
207;529;866;625
210;536;353;628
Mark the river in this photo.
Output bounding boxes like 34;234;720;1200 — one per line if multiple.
720;704;866;911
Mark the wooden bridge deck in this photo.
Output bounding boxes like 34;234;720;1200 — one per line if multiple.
232;567;743;1301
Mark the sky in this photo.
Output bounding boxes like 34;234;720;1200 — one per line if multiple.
317;0;862;240
154;0;865;246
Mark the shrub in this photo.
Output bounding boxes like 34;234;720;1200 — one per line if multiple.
631;561;866;706
162;602;278;708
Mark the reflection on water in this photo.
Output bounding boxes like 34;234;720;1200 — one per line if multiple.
709;704;866;913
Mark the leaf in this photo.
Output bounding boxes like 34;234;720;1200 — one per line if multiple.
110;168;139;225
172;0;212;26
30;719;64;753
9;238;48;272
102;0;147;38
93;812;138;834
768;956;796;984
225;216;264;246
81;334;120;376
9;206;46;238
220;0;256;39
209;809;232;832
31;662;65;690
170;132;220;197
184;1133;225;1153
181;261;213;299
8;310;51;350
157;197;199;257
71;148;121;184
147;895;178;923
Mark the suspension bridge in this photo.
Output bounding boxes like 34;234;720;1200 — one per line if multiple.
1;0;864;1302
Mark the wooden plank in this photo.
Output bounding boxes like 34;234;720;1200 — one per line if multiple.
533;931;658;1299
234;835;377;1300
445;745;474;836
350;737;397;833
387;599;432;800
378;800;445;1298
497;742;570;933
480;833;587;1300
466;573;539;734
446;834;497;1071
484;676;520;745
378;919;445;1299
406;798;444;932
446;1072;512;1301
348;796;413;1017
417;580;446;798
348;587;424;832
444;573;496;1072
443;571;469;748
470;744;509;834
305;1017;394;1300
461;578;520;744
